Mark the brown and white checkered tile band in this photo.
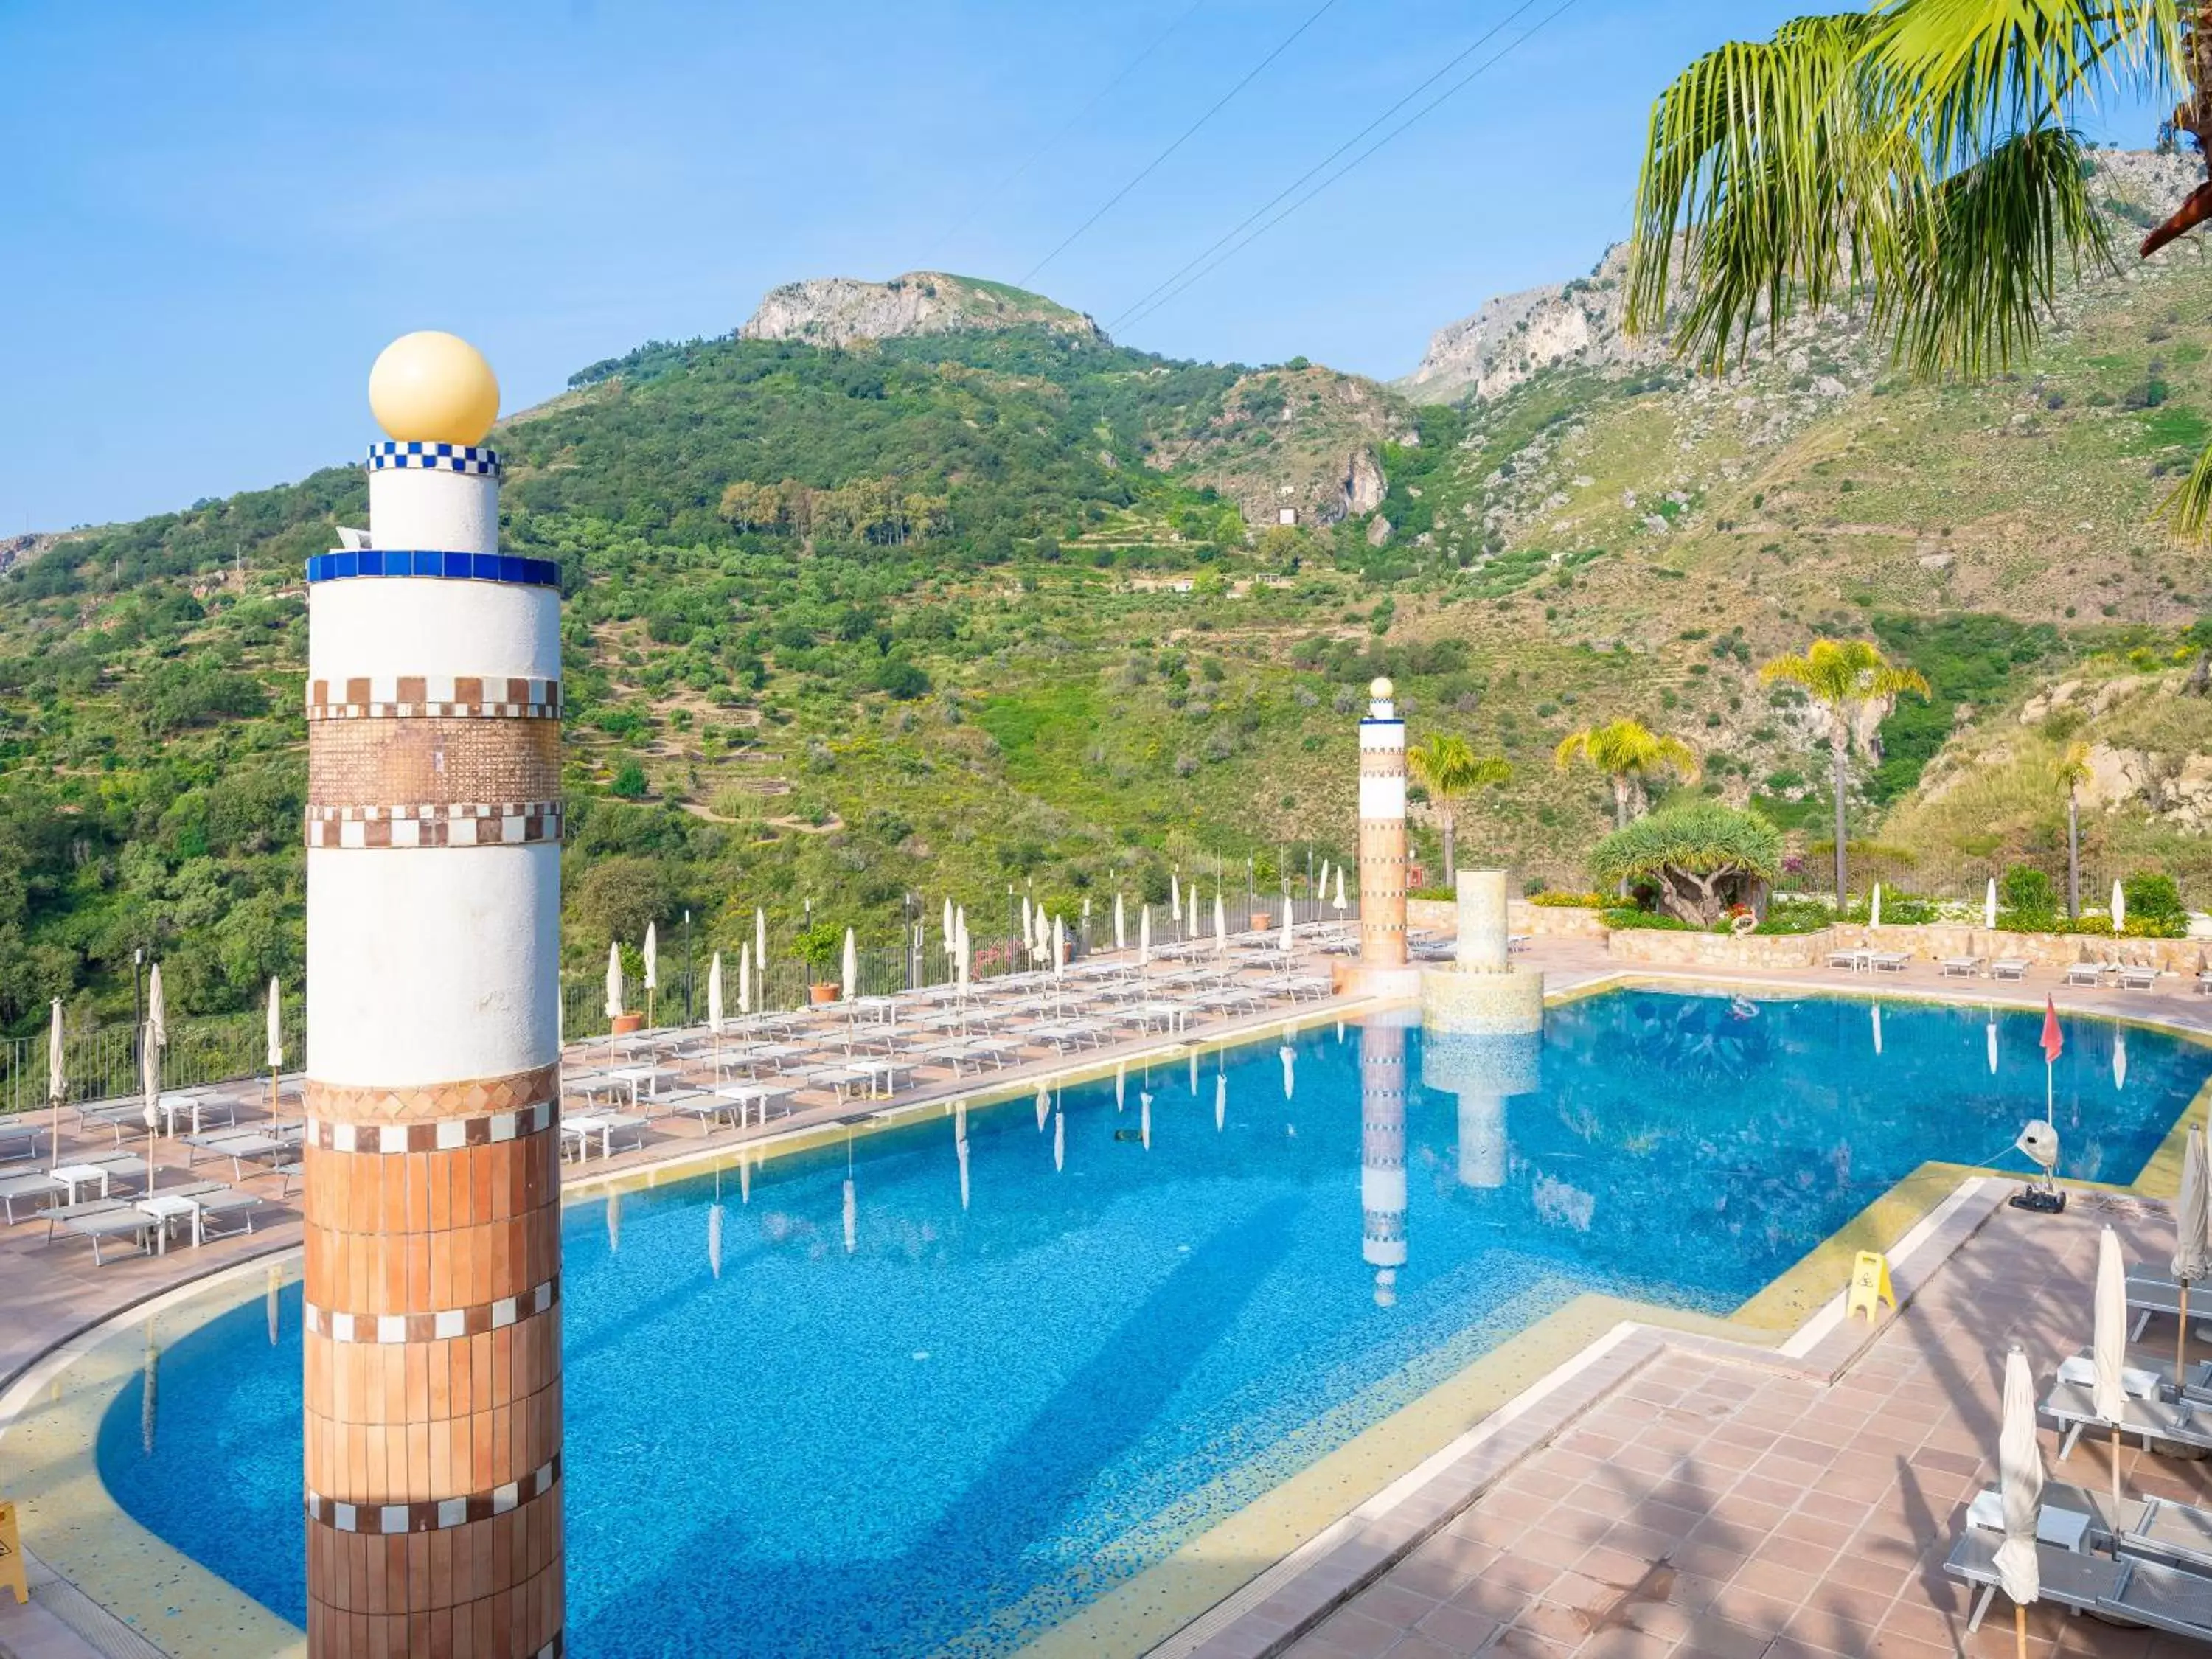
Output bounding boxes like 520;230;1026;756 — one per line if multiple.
305;1062;560;1127
307;676;560;720
306;1456;561;1534
305;802;562;849
306;1099;554;1153
305;1275;560;1343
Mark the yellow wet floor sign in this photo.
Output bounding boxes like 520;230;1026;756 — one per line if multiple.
0;1498;24;1604
1847;1251;1896;1321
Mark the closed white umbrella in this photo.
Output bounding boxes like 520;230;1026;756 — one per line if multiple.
147;963;167;1054
2094;1225;2129;1513
1021;894;1033;950
1053;915;1066;976
1280;904;1295;953
708;953;724;1034
46;998;64;1161
1318;860;1330;914
644;922;658;1026
956;923;971;996
1170;871;1181;915
1188;886;1200;939
756;906;768;975
1114;893;1127;953
605;942;622;1019
739;942;753;1015
1214;891;1227;956
1994;1342;2043;1658
2113;880;2126;933
1986;877;1999;931
1138;905;1152;968
266;977;283;1115
841;928;858;1001
1333;866;1348;912
2175;1126;2212;1381
141;1023;159;1194
1870;882;1883;929
942;897;955;956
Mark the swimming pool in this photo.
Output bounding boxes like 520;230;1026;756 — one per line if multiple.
97;990;2210;1655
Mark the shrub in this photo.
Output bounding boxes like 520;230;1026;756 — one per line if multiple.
2124;871;2187;923
1840;889;1938;925
1602;908;1698;931
609;761;649;799
1531;891;1607;908
2001;865;2056;919
1753;898;1834;935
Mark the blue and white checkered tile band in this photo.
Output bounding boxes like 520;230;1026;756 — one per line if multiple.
305;549;560;587
366;439;500;476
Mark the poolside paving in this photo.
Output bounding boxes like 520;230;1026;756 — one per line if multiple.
1226;1192;2212;1659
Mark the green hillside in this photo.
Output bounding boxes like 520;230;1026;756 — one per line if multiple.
15;173;2212;1037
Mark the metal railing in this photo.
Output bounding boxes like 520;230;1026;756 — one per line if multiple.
0;1008;306;1119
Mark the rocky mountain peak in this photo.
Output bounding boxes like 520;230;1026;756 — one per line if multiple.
740;271;1105;349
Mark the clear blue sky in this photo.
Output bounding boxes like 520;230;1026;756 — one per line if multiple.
0;0;2166;534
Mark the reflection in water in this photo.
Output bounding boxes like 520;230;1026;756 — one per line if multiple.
1280;1044;1295;1101
1360;1017;1410;1308
140;1319;158;1455
1422;1031;1541;1193
2117;1032;2130;1092
607;1190;622;1253
1214;1072;1225;1133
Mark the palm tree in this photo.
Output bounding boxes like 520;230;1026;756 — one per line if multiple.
1759;640;1930;904
1554;719;1700;829
2056;739;2093;919
1627;6;2212;533
1406;734;1512;878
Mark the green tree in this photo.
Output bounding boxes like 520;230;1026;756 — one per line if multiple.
2055;739;2093;919
1590;801;1784;927
1554;719;1700;828
1627;3;2212;532
1405;733;1512;877
1758;640;1930;902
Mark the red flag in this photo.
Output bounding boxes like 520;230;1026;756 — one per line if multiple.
2041;996;2064;1065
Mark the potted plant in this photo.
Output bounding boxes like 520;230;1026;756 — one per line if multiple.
796;921;843;1004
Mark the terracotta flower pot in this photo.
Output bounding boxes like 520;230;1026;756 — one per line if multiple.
1251;911;1273;933
611;1012;643;1034
809;982;840;1005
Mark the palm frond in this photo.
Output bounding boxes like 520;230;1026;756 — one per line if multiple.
2157;435;2212;542
1874;0;2181;169
1628;13;1904;371
1883;125;2112;377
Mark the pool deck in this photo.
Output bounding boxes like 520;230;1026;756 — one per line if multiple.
4;939;2212;1658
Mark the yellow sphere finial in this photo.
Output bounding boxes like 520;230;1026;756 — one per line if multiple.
1370;676;1394;701
369;331;500;446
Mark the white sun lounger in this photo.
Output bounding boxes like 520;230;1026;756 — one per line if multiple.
0;1169;63;1225
1992;958;2031;981
1939;956;1986;978
2119;964;2163;991
1868;951;1910;973
2066;961;2109;986
50;1200;156;1265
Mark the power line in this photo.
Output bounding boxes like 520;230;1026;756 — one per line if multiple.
1115;0;1582;335
1018;0;1341;288
939;0;1211;255
1106;0;1557;333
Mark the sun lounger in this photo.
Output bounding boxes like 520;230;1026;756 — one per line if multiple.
1992;958;2031;981
2125;1268;2211;1340
184;1129;300;1182
0;1169;63;1225
1939;956;1986;978
2120;964;2163;991
1868;951;1910;973
0;1118;41;1164
1825;949;1868;971
2119;1494;2212;1575
1944;1528;2124;1634
2065;961;2108;986
2043;1371;2212;1458
561;1113;647;1161
2198;970;2212;997
47;1198;156;1264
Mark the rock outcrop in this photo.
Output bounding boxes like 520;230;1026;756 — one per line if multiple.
740;272;1104;349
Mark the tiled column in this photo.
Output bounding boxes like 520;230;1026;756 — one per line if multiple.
302;355;566;1658
1360;1014;1409;1307
1357;677;1408;968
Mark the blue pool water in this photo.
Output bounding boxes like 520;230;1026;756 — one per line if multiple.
100;991;2209;1655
